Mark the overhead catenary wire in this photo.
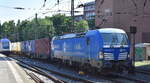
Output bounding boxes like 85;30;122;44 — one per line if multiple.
24;0;49;20
41;0;70;15
25;0;65;20
1;0;84;23
43;0;47;7
0;5;25;10
37;0;76;18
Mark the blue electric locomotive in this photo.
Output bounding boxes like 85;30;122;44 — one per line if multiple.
0;38;11;55
51;28;131;72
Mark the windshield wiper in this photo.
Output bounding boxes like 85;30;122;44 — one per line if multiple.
120;35;126;48
110;35;116;48
120;41;124;48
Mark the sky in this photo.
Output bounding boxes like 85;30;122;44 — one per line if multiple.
0;0;94;23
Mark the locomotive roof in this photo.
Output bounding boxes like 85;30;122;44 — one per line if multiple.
98;28;126;33
53;28;126;40
61;34;76;38
0;38;10;42
54;33;86;39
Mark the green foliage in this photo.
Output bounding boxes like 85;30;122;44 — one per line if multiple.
50;14;72;35
75;20;89;33
1;21;16;41
87;19;95;30
0;14;89;41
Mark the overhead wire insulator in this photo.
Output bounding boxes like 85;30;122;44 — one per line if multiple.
57;0;59;4
13;7;25;10
77;4;84;8
43;0;47;7
57;0;60;13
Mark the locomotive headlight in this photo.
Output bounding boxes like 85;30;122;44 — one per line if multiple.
127;54;130;58
99;52;104;59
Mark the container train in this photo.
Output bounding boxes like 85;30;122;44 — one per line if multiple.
0;28;132;72
11;38;51;59
51;28;131;72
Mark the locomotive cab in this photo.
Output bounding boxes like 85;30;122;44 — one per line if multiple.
0;38;11;55
98;28;131;72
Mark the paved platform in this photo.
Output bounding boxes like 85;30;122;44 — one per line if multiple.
0;54;35;83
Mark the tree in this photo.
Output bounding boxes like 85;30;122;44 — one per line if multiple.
34;18;55;38
87;19;95;30
14;17;55;41
19;20;32;41
50;14;72;35
1;21;16;41
75;20;89;33
0;14;90;41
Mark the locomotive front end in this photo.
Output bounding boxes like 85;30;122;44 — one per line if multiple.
98;28;131;72
0;38;11;55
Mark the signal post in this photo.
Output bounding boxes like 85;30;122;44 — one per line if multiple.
130;26;137;73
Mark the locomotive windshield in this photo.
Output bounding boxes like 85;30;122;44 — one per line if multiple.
2;42;9;49
101;33;128;45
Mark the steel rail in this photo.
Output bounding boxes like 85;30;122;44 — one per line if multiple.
17;62;65;83
136;69;150;75
13;58;95;83
109;73;147;83
23;67;44;83
28;73;44;83
12;56;149;83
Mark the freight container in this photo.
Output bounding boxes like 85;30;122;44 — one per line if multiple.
21;41;27;53
27;40;35;57
30;40;35;54
16;42;21;52
25;41;30;55
35;38;50;59
21;41;24;53
11;42;21;54
11;43;16;52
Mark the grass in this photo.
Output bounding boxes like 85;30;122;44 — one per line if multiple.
135;61;150;68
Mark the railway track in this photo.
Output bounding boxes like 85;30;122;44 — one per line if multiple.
11;57;97;83
17;61;66;83
107;73;147;83
26;72;44;83
136;68;150;75
9;56;150;83
21;65;45;83
32;58;146;83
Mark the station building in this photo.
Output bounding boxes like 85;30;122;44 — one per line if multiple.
84;1;95;20
95;0;150;43
75;1;95;21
